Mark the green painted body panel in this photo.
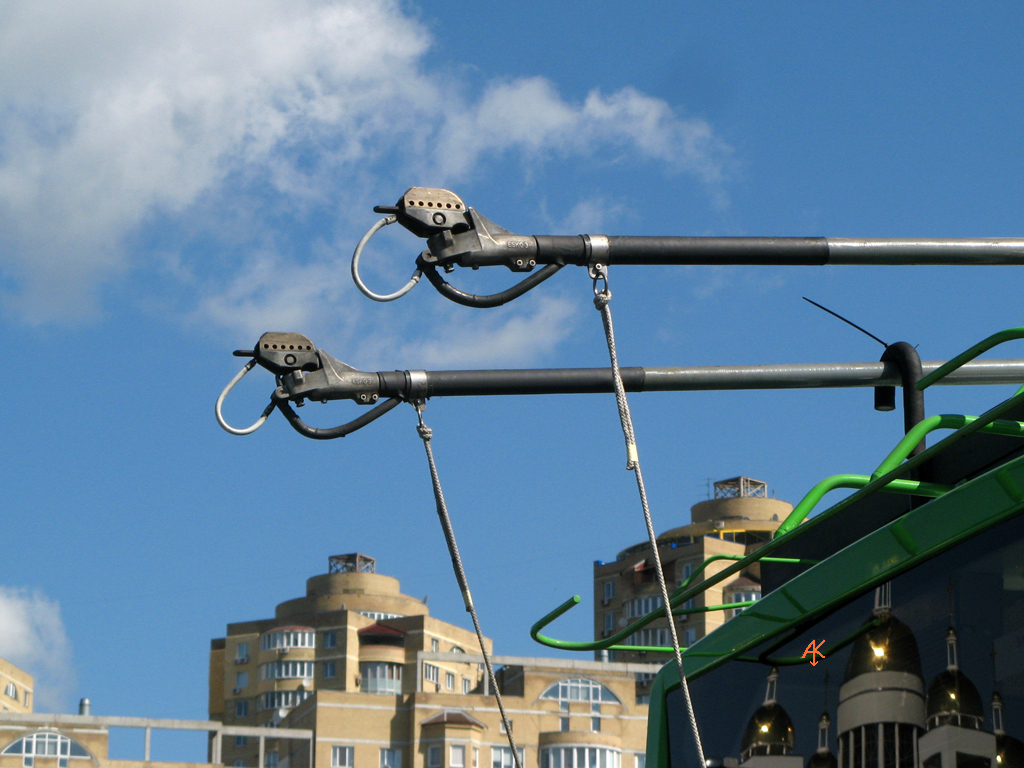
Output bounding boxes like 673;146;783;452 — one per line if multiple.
645;452;1024;767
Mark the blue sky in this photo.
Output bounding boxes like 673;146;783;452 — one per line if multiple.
3;1;1024;758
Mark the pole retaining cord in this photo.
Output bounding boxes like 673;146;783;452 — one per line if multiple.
592;269;707;768
412;402;523;768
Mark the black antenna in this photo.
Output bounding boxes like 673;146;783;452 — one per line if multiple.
803;297;888;348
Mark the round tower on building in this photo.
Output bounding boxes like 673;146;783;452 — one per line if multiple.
993;691;1024;768
917;624;997;768
741;668;796;762
836;588;925;768
807;713;838;768
924;628;984;730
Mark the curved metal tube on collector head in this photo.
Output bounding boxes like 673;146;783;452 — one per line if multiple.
215;359;276;435
272;392;402;440
418;260;563;308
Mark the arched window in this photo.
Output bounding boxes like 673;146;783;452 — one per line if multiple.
539;679;621;705
1;731;94;768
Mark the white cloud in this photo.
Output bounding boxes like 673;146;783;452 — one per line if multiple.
373;295;580;369
0;587;76;712
435;79;731;189
0;0;732;333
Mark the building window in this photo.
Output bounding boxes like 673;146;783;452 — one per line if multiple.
560;717;569;732
265;752;278;768
260;629;315;651
235;700;248;717
428;747;442;768
424;664;440;684
324;632;337;649
492;748;523;768
540;678;622;704
451;746;466;768
451;646;465;654
592;702;601;732
2;733;92;768
500;720;513;735
236;643;250;663
235;737;247;748
683;629;697;647
728;590;761;619
360;662;402;694
358;611;404;621
474;748;480;768
332;747;354;768
4;683;17;701
623;596;663;620
23;693;29;710
235;672;248;689
324;661;337;679
260;661;316;681
604;613;616;633
540;747;620;768
446;672;455;690
603;582;615;602
635;757;645;768
682;598;695;612
623;628;669;648
381;748;402;768
462;678;472;694
431;639;440;652
234;761;246;767
257;690;313;711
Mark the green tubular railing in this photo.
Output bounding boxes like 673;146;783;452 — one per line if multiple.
872;414;1024;479
773;475;951;537
529;554;818;652
532;328;1024;666
918;327;1024;389
775;414;1024;536
533;400;1024;653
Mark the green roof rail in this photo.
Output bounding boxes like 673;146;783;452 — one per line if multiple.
917;327;1024;389
529;554;817;652
532;369;1024;660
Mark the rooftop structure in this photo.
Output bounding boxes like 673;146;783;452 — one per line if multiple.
593;477;791;700
211;555;657;768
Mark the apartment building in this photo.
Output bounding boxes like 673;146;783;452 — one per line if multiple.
210;554;657;768
592;477;792;700
0;659;32;715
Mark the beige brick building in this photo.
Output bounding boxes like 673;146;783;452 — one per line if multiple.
210;554;657;768
592;478;791;699
0;659;33;715
1;652;307;768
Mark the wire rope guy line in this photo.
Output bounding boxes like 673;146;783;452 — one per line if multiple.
411;400;523;768
590;262;708;768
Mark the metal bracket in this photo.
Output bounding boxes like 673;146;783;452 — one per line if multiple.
584;234;610;279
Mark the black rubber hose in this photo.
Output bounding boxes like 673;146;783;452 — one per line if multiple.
418;261;563;308
272;394;402;439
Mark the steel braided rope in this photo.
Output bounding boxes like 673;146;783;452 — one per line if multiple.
593;285;708;768
413;402;523;768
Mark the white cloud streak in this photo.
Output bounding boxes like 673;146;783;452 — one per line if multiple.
0;587;76;712
0;0;732;363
